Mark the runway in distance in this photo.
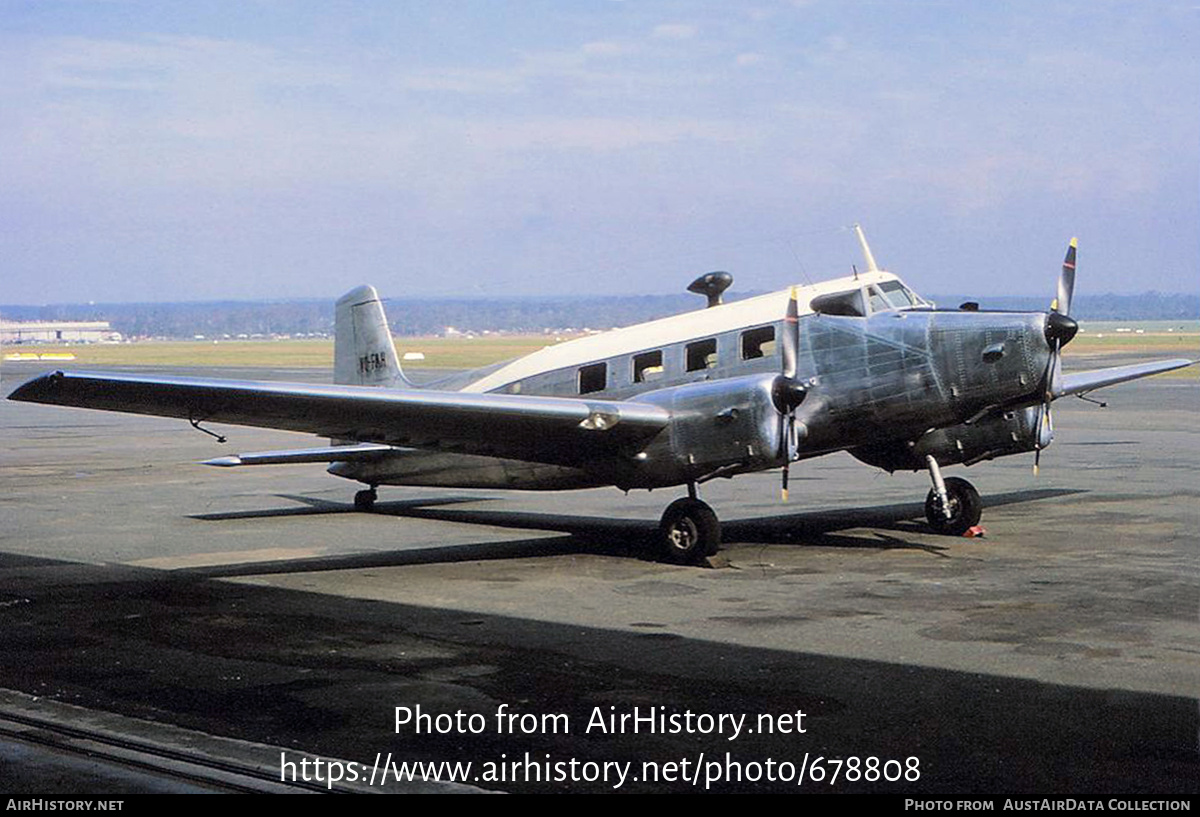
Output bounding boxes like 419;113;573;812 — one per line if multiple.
10;227;1195;564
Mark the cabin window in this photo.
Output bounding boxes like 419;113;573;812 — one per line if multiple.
578;362;607;394
633;350;664;383
740;326;776;360
686;338;718;371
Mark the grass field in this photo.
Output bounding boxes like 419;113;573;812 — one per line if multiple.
1068;332;1200;355
1058;326;1198;379
2;336;560;371
5;330;1197;378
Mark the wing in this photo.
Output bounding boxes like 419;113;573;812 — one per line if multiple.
8;371;670;469
1054;358;1195;399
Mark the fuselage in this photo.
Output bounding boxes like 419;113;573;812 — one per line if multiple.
332;271;1057;491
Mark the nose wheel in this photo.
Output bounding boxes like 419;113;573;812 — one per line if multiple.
658;497;721;564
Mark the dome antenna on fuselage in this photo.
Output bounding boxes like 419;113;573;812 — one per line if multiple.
687;271;734;308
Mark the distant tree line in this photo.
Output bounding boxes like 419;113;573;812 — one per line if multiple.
934;293;1200;321
1;292;1196;340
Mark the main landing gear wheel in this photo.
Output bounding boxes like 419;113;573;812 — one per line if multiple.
354;487;377;512
924;476;982;536
658;498;721;565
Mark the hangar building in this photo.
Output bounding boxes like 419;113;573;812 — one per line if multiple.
0;320;121;343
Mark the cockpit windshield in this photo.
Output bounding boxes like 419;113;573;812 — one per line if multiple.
811;278;929;318
868;286;891;313
875;279;928;310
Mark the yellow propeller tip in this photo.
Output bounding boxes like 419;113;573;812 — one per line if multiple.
1069;237;1077;248
781;489;789;502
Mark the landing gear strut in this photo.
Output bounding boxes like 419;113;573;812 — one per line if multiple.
354;487;377;512
923;456;981;535
658;483;721;564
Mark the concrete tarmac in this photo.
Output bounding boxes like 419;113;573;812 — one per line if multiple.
0;360;1197;793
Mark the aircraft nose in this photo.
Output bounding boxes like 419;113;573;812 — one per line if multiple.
1044;312;1079;348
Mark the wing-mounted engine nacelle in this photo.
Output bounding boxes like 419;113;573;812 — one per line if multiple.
850;405;1043;472
633;374;785;487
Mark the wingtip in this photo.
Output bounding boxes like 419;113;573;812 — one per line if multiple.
202;456;244;467
6;371;66;403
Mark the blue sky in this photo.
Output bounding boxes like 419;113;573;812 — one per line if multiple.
2;1;1196;304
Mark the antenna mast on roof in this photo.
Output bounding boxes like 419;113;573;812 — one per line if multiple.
852;223;880;273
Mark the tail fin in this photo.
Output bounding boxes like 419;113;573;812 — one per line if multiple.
334;285;414;388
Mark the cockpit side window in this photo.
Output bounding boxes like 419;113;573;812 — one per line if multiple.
810;290;866;317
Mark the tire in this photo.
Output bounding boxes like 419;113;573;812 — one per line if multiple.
354;488;376;512
925;476;982;536
659;498;721;564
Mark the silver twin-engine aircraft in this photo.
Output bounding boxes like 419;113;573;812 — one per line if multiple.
9;228;1194;564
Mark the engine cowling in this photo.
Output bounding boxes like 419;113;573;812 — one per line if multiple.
849;405;1043;472
629;374;785;488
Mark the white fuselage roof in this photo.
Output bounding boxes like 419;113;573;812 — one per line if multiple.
463;270;905;393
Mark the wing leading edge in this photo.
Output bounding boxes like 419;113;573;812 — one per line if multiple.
1054;358;1195;399
8;371;671;469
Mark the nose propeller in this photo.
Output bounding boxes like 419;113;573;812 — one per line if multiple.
1034;238;1078;474
774;287;807;500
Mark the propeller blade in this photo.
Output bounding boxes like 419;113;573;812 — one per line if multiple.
1033;398;1053;475
1054;237;1076;316
777;286;803;501
782;286;799;380
1034;322;1059;476
1048;350;1063;399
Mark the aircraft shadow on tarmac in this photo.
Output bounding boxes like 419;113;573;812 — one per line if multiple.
184;488;1083;577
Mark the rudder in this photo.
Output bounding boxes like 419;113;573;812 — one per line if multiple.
334;285;413;388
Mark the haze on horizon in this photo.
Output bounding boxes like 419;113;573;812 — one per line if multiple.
2;1;1197;306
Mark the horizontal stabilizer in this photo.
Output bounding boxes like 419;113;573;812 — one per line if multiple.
1055;359;1195;398
204;442;403;467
